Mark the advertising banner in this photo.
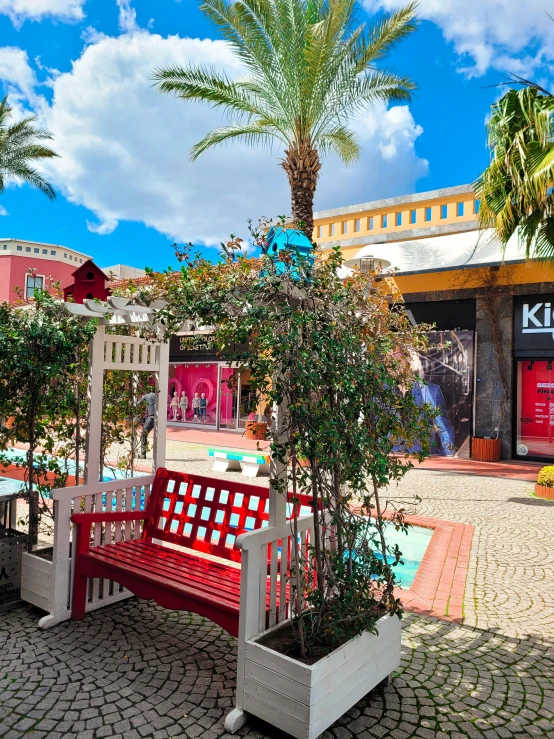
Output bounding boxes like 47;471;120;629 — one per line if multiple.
413;331;474;458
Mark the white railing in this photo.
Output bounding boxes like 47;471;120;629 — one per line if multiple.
37;474;154;629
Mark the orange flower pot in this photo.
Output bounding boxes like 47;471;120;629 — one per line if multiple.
535;483;554;501
471;437;501;462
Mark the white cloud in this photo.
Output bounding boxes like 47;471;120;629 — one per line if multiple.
0;205;9;215
0;47;37;97
116;0;138;34
365;0;554;77
315;104;427;211
0;24;428;247
0;0;85;25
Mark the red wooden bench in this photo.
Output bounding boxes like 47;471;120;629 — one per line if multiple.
70;468;313;636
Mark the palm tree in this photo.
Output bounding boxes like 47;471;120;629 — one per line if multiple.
154;0;417;238
0;97;58;200
475;85;554;260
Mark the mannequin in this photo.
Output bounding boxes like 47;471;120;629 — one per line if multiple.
179;391;188;421
170;392;179;420
192;392;201;421
199;392;207;422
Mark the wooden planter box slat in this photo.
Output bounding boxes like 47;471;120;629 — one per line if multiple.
242;614;401;739
20;552;53;613
471;437;501;462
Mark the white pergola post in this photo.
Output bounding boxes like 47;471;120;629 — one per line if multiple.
84;323;106;484
153;340;169;470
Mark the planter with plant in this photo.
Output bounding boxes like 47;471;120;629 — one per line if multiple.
535;466;554;500
244;421;267;440
133;216;435;737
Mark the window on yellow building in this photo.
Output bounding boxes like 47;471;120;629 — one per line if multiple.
368;217;374;230
395;212;402;226
457;202;464;217
410;210;417;224
330;223;335;236
381;214;388;228
425;207;432;222
342;221;348;234
474;199;481;214
354;219;361;232
317;225;323;238
441;204;448;219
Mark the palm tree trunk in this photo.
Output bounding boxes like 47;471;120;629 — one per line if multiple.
282;143;321;239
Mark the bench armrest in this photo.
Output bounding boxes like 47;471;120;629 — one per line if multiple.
72;511;147;557
71;511;146;524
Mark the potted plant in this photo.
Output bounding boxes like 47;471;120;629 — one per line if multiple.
535;466;554;500
151;218;436;737
244;420;267;440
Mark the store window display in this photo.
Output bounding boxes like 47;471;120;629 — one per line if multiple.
516;360;554;459
168;363;218;426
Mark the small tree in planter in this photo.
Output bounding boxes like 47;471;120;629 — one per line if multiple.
0;285;96;550
133;225;435;734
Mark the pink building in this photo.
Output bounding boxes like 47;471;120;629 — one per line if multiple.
0;239;91;303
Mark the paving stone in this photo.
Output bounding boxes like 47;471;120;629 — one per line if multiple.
2;467;554;738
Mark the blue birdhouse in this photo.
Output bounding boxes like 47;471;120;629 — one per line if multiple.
263;226;314;279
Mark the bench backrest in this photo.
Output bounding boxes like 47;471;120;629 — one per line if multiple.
143;468;314;563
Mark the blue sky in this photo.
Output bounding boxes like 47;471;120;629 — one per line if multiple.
0;0;551;270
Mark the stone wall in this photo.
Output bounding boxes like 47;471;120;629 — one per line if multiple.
474;294;513;458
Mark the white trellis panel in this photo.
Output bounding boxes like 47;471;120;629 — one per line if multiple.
103;334;163;372
37;475;155;629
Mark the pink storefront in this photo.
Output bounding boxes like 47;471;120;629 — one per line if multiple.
167;335;258;431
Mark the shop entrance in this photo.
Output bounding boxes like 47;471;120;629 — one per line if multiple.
515;360;554;460
167;363;259;431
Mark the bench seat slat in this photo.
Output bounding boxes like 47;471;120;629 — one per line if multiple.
87;542;242;601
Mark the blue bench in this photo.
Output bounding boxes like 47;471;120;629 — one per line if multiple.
208;448;270;477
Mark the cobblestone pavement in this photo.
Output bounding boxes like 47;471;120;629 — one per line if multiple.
2;444;554;739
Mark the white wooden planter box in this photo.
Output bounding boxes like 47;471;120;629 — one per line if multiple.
243;613;401;739
20;551;54;613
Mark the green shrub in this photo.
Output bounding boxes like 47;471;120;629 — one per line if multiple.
537;466;554;487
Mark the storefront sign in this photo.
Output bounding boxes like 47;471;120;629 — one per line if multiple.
179;335;216;352
514;294;554;355
169;334;248;363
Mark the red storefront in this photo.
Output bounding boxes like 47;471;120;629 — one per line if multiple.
514;294;554;460
167;334;259;432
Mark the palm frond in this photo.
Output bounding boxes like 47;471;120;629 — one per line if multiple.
318;126;360;164
0;96;58;200
191;122;283;159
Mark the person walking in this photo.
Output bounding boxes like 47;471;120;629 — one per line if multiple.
138;390;157;459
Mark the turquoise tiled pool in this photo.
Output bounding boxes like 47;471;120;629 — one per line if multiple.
377;521;433;589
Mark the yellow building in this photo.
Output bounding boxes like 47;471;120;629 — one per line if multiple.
313;184;554;463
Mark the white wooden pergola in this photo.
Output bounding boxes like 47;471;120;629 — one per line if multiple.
30;297;169;627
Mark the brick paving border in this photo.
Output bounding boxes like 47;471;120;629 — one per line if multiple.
397;515;473;624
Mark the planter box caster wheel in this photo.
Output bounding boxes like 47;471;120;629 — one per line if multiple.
380;672;394;687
